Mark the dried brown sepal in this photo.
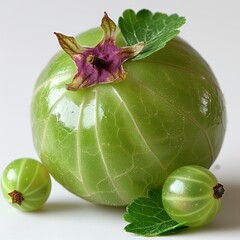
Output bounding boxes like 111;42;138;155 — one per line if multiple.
8;190;24;205
213;183;225;199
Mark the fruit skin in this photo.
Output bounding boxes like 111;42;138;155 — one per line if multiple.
1;158;51;211
162;165;223;227
31;27;226;206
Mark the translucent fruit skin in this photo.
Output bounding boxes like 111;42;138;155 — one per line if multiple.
162;165;222;227
1;158;51;211
31;28;226;206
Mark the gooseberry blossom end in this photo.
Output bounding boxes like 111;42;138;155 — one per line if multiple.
54;12;144;90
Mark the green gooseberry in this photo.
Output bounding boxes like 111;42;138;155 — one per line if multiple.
1;158;51;211
162;165;224;227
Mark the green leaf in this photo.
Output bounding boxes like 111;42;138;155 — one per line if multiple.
124;189;187;236
118;9;186;60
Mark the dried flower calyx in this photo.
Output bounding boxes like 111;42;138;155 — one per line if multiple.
8;190;24;205
54;12;144;90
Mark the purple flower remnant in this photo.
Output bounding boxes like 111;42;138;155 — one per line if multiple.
54;12;144;90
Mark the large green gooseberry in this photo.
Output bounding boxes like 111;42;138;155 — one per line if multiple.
31;26;226;206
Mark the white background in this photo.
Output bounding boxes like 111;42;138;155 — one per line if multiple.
0;0;239;239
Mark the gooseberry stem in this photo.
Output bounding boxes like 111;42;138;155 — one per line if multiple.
213;183;225;199
8;190;24;205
